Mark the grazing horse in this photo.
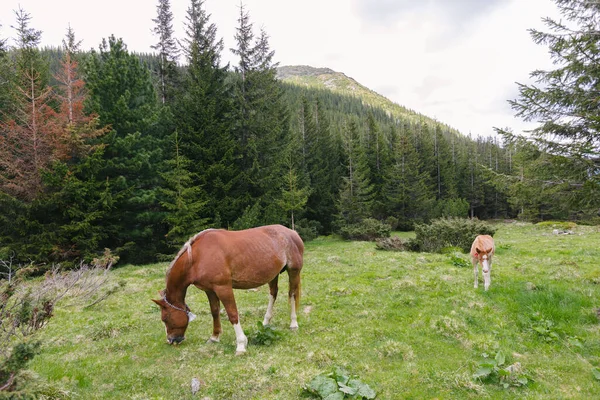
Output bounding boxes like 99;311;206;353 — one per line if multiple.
471;235;495;291
152;225;304;355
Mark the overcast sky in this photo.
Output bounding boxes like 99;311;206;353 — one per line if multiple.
0;0;560;138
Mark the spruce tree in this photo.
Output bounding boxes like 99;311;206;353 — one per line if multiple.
0;24;12;120
383;128;432;229
499;0;600;217
304;98;342;233
84;36;165;263
173;0;237;227
151;0;179;105
0;7;52;200
230;5;290;226
337;119;374;225
160;131;208;249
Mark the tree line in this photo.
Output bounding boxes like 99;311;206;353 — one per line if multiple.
0;0;597;267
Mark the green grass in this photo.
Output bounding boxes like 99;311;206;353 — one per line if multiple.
28;223;600;399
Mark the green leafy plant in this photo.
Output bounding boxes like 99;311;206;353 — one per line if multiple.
448;253;471;268
249;322;283;346
593;367;600;382
530;316;561;342
473;351;532;389
305;366;377;399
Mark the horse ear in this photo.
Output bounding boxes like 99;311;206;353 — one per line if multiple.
152;298;166;307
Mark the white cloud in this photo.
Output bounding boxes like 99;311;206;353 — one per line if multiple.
0;0;560;137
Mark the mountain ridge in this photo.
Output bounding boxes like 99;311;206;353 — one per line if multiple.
277;65;459;135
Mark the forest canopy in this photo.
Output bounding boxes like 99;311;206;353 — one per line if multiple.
0;0;597;267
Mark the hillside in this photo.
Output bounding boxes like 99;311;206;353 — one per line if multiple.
277;65;459;134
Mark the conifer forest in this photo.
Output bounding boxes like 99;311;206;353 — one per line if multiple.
0;0;598;267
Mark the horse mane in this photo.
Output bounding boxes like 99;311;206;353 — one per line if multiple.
167;229;216;275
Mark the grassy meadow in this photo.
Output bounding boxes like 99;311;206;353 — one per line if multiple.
28;222;600;399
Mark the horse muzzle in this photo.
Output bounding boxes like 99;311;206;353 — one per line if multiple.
167;336;185;345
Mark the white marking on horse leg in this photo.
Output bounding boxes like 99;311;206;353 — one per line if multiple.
263;294;275;326
289;294;298;330
233;322;247;355
482;257;490;291
473;261;479;289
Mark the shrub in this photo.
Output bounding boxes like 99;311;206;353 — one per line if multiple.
375;236;412;251
535;221;577;230
409;217;496;253
295;219;321;242
384;216;399;231
339;218;391;241
1;263;113;395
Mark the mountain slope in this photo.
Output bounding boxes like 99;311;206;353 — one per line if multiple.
277;65;458;133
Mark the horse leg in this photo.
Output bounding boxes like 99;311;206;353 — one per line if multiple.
263;276;278;326
484;256;492;291
472;257;479;289
206;290;222;343
288;269;301;330
214;285;247;355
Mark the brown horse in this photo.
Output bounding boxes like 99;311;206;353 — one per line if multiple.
470;234;495;291
152;224;304;355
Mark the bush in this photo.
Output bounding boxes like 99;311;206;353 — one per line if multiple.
535;221;577;230
408;217;496;253
375;236;412;251
295;219;321;242
339;219;391;241
1;263;113;395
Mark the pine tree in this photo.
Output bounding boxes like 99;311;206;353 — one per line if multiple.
383;128;432;229
0;23;12;119
160;131;208;248
47;26;105;160
230;5;290;225
303;97;342;233
84;36;165;263
151;0;179;105
0;7;52;200
337;119;374;225
278;157;310;230
365;111;388;218
0;26;110;264
499;0;600;217
173;0;237;226
507;0;600;159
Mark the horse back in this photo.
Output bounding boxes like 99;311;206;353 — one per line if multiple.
189;225;304;289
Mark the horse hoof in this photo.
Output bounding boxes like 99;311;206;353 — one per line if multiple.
207;337;220;343
235;350;246;356
290;324;299;331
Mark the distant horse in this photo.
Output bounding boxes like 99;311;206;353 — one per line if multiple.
471;235;495;291
152;225;304;355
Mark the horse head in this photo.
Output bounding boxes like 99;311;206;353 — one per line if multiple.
152;290;194;345
476;249;491;274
